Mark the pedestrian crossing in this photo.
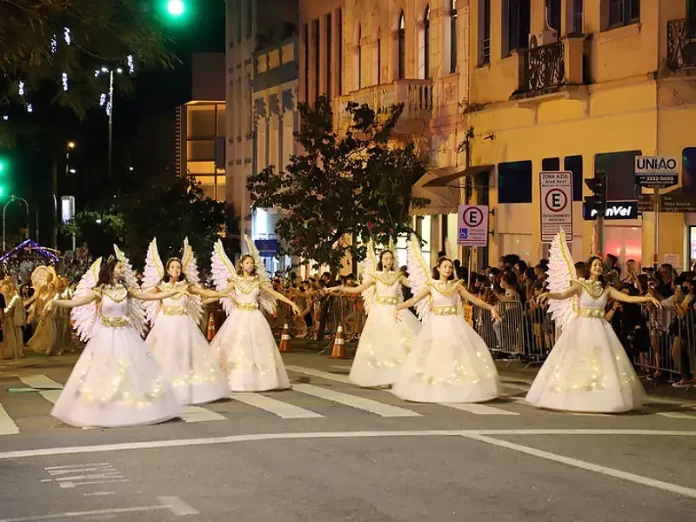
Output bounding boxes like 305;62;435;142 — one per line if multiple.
0;366;695;435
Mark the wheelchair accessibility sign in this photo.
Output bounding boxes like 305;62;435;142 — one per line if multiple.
457;205;488;247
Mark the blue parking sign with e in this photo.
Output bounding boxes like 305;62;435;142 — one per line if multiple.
459;228;468;240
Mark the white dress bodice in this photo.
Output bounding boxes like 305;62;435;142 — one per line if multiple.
576;280;609;312
100;288;129;318
373;271;402;298
430;281;461;307
235;278;261;304
158;282;189;307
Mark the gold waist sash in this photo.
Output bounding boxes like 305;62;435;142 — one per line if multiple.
101;316;129;328
432;305;460;316
376;295;398;305
578;307;604;319
237;302;260;311
162;306;187;316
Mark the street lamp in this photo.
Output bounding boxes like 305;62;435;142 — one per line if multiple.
53;141;76;249
3;196;30;252
96;67;123;179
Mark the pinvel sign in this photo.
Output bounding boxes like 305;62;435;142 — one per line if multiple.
540;171;573;243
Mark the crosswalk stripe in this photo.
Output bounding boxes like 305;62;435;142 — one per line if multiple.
286;366;352;384
180;406;226;423
0;403;20;435
654;412;696;420
442;403;520;416
18;375;63;404
231;393;324;419
292;383;421;417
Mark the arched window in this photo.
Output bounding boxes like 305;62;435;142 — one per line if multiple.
424;6;430;79
450;0;457;74
398;12;405;79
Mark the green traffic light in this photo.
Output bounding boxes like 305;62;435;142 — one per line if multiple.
167;0;185;16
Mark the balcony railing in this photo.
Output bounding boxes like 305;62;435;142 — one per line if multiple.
333;79;432;131
512;36;587;100
667;18;696;70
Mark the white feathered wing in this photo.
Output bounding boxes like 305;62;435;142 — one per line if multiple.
181;237;204;324
70;257;102;341
361;239;377;315
547;230;578;332
142;238;165;324
114;244;148;338
211;239;236;316
241;234;276;315
407;234;432;322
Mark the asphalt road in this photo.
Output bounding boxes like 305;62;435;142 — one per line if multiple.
0;349;695;521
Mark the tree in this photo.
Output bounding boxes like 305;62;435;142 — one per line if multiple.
247;95;429;275
62;177;227;273
0;0;175;146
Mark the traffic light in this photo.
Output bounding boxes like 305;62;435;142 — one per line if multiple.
584;170;607;217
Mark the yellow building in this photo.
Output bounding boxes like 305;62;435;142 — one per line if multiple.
466;0;696;270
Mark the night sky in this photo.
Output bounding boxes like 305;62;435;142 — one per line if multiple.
6;0;226;240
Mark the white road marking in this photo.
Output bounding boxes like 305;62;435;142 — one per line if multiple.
286;366;352;384
0;429;695;461
18;376;62;404
0;496;197;521
292;383;421;417
179;406;226;423
44;462;127;489
463;433;696;500
442;403;520;416
231;393;323;419
82;491;115;497
0;402;20;436
654;412;696;420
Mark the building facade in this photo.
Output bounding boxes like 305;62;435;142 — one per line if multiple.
225;0;298;238
298;0;696;270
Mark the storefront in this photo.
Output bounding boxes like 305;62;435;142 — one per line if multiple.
584;200;642;266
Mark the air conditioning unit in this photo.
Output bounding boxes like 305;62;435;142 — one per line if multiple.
528;29;558;48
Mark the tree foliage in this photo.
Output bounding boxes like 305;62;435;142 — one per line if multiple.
247;95;429;272
62;177;227;273
0;0;175;146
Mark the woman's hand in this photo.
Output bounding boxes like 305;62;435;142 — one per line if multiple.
291;303;302;315
490;306;501;323
394;307;402;322
537;292;550;305
647;296;662;309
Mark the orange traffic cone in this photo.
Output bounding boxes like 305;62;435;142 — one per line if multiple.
279;323;292;352
328;325;348;359
206;313;216;341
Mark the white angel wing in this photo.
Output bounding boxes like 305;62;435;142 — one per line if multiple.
361;239;377;315
407;234;432;322
547;229;577;332
114;244;148;338
211;239;236;316
142;238;165;324
70;257;102;341
181;237;204;324
241;234;276;315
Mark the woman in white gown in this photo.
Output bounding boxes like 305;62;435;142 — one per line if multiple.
143;238;230;405
392;237;502;403
210;237;301;392
528;238;660;413
325;242;420;387
47;248;182;428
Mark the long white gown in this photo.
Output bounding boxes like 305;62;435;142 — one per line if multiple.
146;282;229;405
52;288;181;428
392;281;502;403
525;281;646;413
209;278;290;392
349;272;421;387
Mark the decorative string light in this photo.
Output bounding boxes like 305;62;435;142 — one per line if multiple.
2;115;8;121
62;73;69;91
26;104;33;113
94;70;100;78
99;93;107;106
106;101;112;116
18;81;25;96
64;27;72;46
127;55;135;74
51;36;58;54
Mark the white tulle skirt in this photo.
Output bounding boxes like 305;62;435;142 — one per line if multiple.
525;316;646;413
146;313;229;405
349;304;421;387
392;313;502;403
51;323;181;428
210;308;290;392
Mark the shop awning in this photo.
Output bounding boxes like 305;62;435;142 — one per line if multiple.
411;167;463;216
422;164;494;188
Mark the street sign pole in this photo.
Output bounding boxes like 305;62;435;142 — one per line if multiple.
654;187;660;269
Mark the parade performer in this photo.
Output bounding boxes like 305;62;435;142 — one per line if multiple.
27;266;60;355
325;239;420;387
209;236;301;392
392;236;502;403
50;276;76;354
143;238;229;405
527;230;660;413
47;246;181;428
0;277;25;359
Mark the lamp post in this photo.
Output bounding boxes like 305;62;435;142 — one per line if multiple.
3;195;30;252
53;141;76;249
96;67;123;179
